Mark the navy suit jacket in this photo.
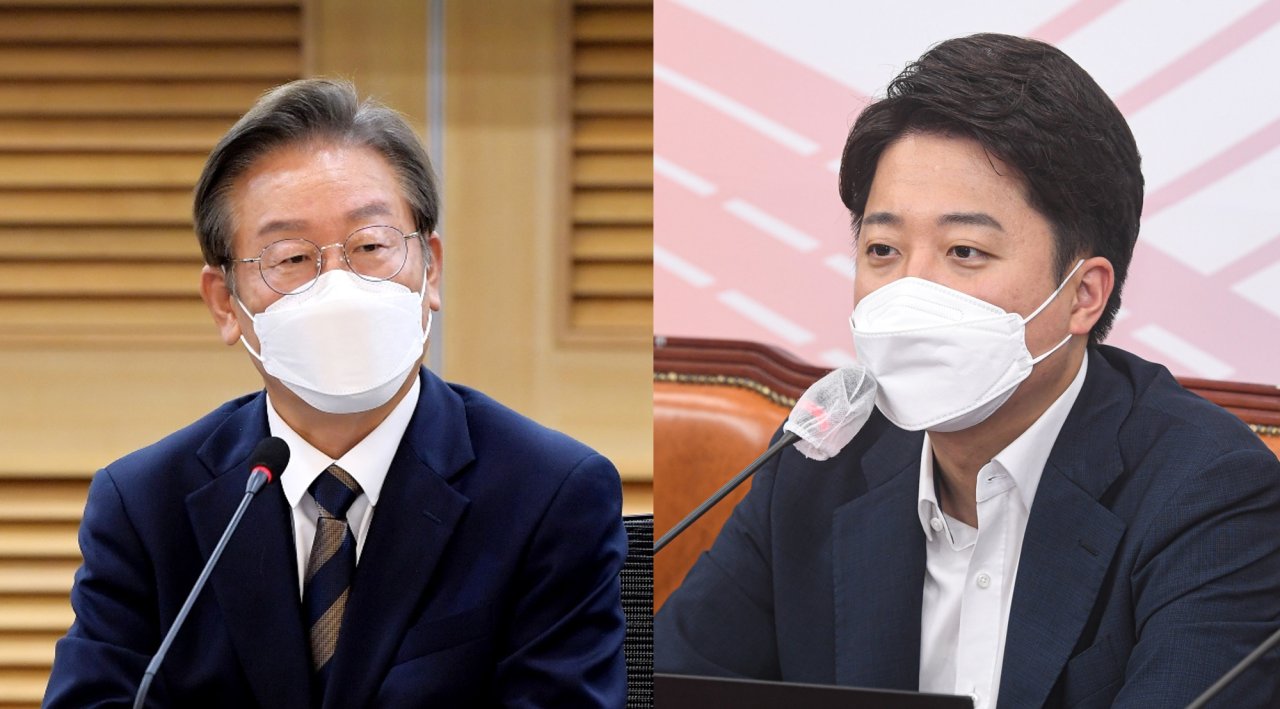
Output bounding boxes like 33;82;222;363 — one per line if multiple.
46;367;627;708
656;346;1280;707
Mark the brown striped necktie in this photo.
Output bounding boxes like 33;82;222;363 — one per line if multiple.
303;464;361;699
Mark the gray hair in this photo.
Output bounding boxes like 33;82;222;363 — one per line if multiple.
193;78;440;269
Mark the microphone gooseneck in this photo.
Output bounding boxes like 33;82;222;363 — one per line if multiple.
132;437;289;709
654;430;799;553
1185;625;1280;709
655;366;877;553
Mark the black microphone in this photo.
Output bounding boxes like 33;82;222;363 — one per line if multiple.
1185;625;1280;709
132;437;289;709
655;366;877;553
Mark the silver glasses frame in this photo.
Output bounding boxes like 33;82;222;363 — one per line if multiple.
229;225;424;295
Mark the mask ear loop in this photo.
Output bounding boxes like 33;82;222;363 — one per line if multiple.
1022;259;1086;324
1030;332;1072;365
222;265;267;364
417;241;433;346
1024;259;1086;364
236;312;266;364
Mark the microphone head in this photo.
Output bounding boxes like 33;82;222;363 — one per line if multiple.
248;436;290;485
782;365;878;461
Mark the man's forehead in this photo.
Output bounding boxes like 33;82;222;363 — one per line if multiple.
226;139;409;224
861;134;1035;219
252;200;398;239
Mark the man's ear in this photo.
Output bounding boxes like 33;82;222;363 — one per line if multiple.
424;232;443;312
1069;256;1115;337
200;265;243;346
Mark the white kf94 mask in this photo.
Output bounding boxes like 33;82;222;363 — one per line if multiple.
849;260;1083;432
236;269;431;414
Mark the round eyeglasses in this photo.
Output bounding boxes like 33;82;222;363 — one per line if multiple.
230;225;423;295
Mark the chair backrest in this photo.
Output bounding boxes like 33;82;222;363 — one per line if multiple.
621;513;653;709
653;337;826;610
1176;377;1280;457
653;336;1280;611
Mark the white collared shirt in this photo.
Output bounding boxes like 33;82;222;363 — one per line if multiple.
267;376;420;599
917;355;1088;709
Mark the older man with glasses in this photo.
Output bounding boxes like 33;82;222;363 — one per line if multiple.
44;79;627;709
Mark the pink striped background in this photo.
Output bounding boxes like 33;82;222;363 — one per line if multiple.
655;0;1280;384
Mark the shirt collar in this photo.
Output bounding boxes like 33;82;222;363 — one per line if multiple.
917;353;1088;540
918;445;944;543
269;375;421;510
996;354;1088;511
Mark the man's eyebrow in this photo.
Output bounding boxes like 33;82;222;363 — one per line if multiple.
347;201;394;223
861;212;901;227
258;219;308;237
939;212;1004;231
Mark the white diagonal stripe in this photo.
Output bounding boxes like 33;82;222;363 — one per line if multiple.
1140;147;1280;275
655;63;821;155
1057;0;1270;98
1132;324;1234;378
1129;19;1280;191
724;198;820;252
717;289;815;344
1232;258;1280;319
824;253;856;281
655;245;715;288
655;154;717;196
671;1;1072;95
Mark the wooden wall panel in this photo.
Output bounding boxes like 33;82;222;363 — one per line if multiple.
567;0;653;338
2;3;654;705
0;45;300;79
575;225;651;258
0;117;231;151
0;2;303;705
0;227;199;260
0;154;206;188
0;81;281;115
441;0;653;499
0;8;299;42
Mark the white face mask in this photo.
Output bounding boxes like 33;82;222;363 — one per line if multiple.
236;268;431;414
849;260;1083;432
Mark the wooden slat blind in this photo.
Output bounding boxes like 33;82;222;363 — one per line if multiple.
0;3;302;345
568;0;652;336
0;2;302;705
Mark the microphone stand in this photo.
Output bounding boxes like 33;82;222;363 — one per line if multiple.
133;472;270;709
1185;624;1280;709
655;431;798;553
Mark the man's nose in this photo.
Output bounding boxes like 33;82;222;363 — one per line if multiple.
316;242;351;275
902;252;942;282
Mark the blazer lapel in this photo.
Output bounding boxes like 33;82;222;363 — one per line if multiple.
321;368;475;709
997;350;1130;708
187;395;312;709
833;427;927;690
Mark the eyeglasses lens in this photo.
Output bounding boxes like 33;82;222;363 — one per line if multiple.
258;227;409;294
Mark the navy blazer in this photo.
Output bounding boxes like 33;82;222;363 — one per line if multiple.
656;346;1280;707
46;367;627;708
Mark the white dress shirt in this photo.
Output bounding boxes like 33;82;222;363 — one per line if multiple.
917;355;1087;709
266;377;420;599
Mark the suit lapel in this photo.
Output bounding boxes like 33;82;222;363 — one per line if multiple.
833;426;927;690
187;395;312;709
997;349;1130;708
321;368;475;709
